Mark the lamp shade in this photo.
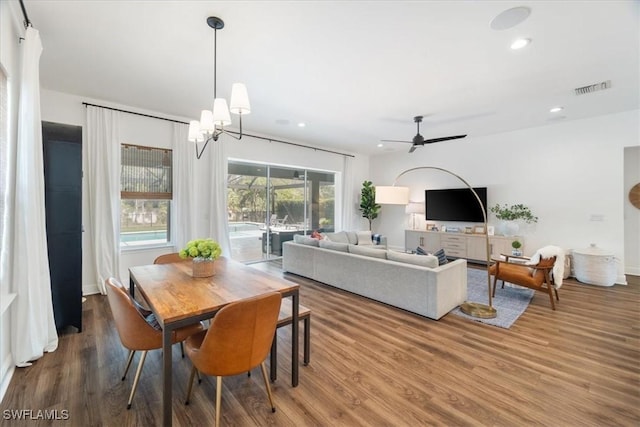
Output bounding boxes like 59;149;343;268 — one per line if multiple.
212;98;232;127
229;83;251;114
375;186;410;205
405;202;425;214
199;110;215;133
188;120;204;142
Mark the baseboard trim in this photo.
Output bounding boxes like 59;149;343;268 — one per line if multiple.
82;284;101;296
625;266;640;276
0;353;15;404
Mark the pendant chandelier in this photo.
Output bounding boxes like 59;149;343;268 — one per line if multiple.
188;16;250;159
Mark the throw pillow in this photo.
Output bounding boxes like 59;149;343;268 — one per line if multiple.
325;231;349;244
348;244;387;259
356;230;373;245
416;246;429;255
311;230;323;240
387;250;439;268
433;248;448;265
131;298;161;330
318;240;349;252
345;231;358;245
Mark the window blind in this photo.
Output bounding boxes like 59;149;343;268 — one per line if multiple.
121;144;172;200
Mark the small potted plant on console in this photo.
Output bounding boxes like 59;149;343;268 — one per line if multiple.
511;240;523;257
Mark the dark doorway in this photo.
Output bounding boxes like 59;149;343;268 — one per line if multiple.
42;121;82;332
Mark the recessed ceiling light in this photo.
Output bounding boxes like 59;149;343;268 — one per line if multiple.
297;122;306;128
510;38;531;50
550;106;564;113
491;6;531;31
377;143;383;148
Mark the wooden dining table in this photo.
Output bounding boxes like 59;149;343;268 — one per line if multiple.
129;257;300;427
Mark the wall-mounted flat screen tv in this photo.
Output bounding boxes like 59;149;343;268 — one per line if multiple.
425;187;487;222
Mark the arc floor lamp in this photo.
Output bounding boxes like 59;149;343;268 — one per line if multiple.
375;166;497;319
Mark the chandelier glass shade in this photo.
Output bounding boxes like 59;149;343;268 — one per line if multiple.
188;16;250;159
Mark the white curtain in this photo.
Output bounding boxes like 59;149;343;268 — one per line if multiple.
172;123;196;250
11;26;58;367
208;138;231;256
86;106;121;294
340;155;354;231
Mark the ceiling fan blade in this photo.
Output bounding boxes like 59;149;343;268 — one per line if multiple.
380;139;413;144
423;134;467;144
409;144;418;153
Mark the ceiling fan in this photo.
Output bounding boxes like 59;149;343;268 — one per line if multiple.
381;116;467;153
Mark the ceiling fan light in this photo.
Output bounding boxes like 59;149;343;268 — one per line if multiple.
229;83;251;114
212;98;232;127
199;110;215;133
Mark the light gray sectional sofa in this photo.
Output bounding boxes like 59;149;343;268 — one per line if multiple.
282;233;467;320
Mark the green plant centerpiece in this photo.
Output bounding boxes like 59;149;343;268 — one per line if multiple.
359;180;381;231
490;203;538;236
180;238;222;277
490;204;538;223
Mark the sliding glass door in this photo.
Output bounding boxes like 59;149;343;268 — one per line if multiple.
227;161;334;263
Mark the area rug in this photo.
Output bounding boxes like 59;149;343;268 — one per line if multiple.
451;268;534;328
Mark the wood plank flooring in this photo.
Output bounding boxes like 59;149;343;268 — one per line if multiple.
1;262;638;426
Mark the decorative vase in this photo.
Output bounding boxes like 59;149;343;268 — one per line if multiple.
192;258;215;278
502;220;520;236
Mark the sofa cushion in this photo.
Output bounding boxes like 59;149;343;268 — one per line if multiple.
434;248;448;265
356;230;373;246
318;240;349;252
293;234;319;246
387;250;439;268
325;231;349;244
348;244;387;259
345;231;358;244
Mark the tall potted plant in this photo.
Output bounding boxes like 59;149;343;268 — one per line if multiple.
359;180;381;231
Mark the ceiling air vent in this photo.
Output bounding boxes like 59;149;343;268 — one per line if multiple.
574;80;611;95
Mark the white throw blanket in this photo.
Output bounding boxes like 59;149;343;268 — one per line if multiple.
526;245;565;288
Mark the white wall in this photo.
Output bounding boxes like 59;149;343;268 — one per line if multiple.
624;146;640;276
39;89;369;291
370;110;639;285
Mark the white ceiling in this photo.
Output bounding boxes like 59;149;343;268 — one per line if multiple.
23;0;640;155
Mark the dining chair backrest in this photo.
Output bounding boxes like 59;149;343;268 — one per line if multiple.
197;292;282;376
105;277;162;350
154;252;187;264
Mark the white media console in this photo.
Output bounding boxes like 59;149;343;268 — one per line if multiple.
405;229;524;264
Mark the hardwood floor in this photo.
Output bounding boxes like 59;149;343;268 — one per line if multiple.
1;261;639;426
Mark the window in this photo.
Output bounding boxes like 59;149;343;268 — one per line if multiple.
227;161;336;263
120;144;172;247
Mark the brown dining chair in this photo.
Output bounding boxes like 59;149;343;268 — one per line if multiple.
184;292;282;427
154;252;188;264
105;277;204;409
489;253;559;310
